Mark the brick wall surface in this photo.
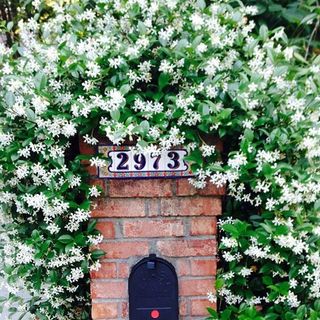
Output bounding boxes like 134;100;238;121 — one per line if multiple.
80;139;224;320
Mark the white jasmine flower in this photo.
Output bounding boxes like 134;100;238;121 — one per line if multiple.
196;43;207;54
89;185;101;197
207;291;217;303
190;13;204;30
200;144;215;157
66;267;84;283
159;60;175;74
283;47;294;60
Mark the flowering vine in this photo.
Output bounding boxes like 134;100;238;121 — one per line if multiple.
0;0;319;319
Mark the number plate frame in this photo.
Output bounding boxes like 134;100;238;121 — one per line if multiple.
98;145;194;179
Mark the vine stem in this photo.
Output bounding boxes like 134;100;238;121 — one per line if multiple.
304;2;320;60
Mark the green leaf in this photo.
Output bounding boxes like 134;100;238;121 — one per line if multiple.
58;235;74;244
158;73;170;91
221;309;232;320
222;223;239;237
91;249;105;259
184;148;203;166
120;84;131;95
215;278;224;289
34;72;47;91
75;234;86;246
7;21;14;31
87;220;97;233
175;39;189;51
5;91;15;106
310;310;319;320
26;108;36;121
139;120;150;134
259;25;268;41
111;109;120;121
269;282;289;295
196;0;206;10
218;108;233;120
294;52;308;64
207;308;218;318
137;21;147;34
296;305;307;319
262;276;273;285
314;299;320;311
265;313;280;320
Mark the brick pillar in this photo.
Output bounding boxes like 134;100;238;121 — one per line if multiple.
80;139;224;320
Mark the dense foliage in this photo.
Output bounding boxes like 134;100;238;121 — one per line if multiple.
0;0;319;319
244;0;320;53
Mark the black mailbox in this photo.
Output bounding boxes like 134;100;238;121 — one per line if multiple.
129;254;179;320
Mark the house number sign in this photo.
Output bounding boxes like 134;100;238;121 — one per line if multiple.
98;145;194;179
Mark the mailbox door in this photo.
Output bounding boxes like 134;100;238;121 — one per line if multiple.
129;255;179;320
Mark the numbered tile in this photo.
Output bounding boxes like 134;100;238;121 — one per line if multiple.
98;146;193;179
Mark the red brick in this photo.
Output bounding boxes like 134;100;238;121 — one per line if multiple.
81;159;98;176
98;241;149;258
96;221;115;239
180;279;213;296
160;197;221;217
157;239;216;257
79;137;96;155
118;262;130;278
90;262;116;279
91;198;145;218
176;179;226;196
92;302;118;319
123;220;184;238
176;259;191;276
91;281;126;299
179;298;188;316
191;299;216;316
109;179;173;198
148;199;160;217
89;178;106;193
120;302;128;318
190;217;217;236
190;260;217;276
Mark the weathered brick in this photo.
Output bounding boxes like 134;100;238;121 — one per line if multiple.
91;198;145;218
95;221;115;239
91;281;126;299
92;302;118;319
123;220;184;238
176;179;226;196
176;259;191;276
190;259;217;276
118;262;130;278
109;179;173;198
90;262;116;279
157;239;216;257
160;197;221;217
148;198;160;217
190;217;217;236
98;241;149;259
120;301;129;318
191;299;216;316
180;279;213;296
179;298;188;316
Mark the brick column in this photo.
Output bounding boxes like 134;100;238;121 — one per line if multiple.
80;139;224;320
